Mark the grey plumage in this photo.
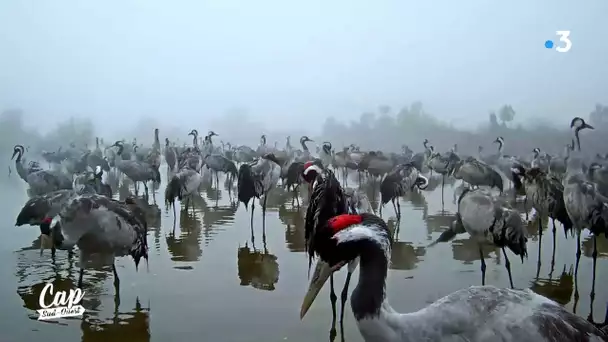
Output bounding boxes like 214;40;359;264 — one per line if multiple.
237;153;281;214
113;141;161;197
514;167;572;238
589;162;608;198
12;145;72;195
49;194;148;291
305;215;605;342
204;153;238;185
164;138;177;172
433;187;527;288
165;168;202;212
379;163;429;219
453;156;504;193
562;117;608;282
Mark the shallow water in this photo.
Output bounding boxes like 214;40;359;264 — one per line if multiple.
2;167;608;342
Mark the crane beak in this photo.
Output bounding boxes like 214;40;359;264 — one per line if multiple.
300;260;346;319
584;123;594;130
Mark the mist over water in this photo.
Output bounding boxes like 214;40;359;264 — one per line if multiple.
1;1;608;341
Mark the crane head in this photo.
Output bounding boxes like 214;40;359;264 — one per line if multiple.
570;117;594;130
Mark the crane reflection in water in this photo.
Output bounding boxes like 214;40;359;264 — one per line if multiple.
237;242;279;291
16;238;150;341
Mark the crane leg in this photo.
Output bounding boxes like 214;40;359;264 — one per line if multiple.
441;174;445;207
591;236;598;310
329;274;338;341
250;202;255;233
392;198;398;218
112;262;120;288
78;267;85;288
573;230;582;313
501;247;514;289
478;245;486;286
397;200;401;221
339;272;352;328
262;195;268;240
144;182;149;201
549;219;557;278
536;218;543;279
575;231;582;277
112;262;121;307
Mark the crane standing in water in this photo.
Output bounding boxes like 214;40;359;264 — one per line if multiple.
300;213;608;342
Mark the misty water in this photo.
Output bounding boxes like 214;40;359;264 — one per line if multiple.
2;167;608;342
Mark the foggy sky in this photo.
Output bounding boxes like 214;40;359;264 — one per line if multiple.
1;0;606;135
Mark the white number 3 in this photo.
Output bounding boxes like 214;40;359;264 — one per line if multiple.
556;31;572;52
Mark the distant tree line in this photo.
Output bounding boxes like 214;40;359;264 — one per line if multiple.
2;101;607;171
320;102;607;158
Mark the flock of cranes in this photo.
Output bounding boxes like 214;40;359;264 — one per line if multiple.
8;116;608;341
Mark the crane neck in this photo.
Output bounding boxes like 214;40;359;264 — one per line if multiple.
351;241;418;341
350;241;389;321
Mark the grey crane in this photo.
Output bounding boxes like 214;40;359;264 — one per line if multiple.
513;166;572;239
549;143;572;180
46;194;148;293
164;138;178;172
452;156;503;193
332;146;350;184
234;145;256;164
165;167;202;214
490;136;529;186
71;165;112;197
409;139;433;173
379;163;429;220
12;145;73;196
14;165;111;259
431;188;528;288
512;165;573;277
203;153;238;189
319;142;333;168
531;147;550;173
112;141;161;199
562;117;608;299
428;149;461;205
237;153;281;232
293;136;314;163
135;128;162;167
301;213;608;342
11;145;36;182
256;134;270;156
589;162;608;198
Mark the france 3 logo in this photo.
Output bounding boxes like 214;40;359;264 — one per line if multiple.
544;31;572;52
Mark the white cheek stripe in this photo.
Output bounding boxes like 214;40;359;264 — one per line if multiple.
304;165;323;176
333;224;391;262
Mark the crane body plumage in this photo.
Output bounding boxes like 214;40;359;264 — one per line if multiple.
380;163;429;219
49;194;148;289
237;153;281;223
453;157;504;193
562;117;608;284
514;167;573;237
165;168;202;211
433;188;527;288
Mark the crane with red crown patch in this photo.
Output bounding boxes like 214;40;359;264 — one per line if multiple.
302;160;357;338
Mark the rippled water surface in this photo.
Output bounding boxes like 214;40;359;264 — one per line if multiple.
2;167;608;342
